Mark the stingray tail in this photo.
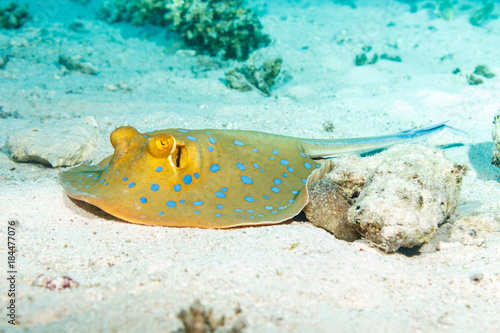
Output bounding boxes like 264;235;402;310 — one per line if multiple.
301;122;451;158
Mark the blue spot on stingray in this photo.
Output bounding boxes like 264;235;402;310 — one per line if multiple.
217;204;224;209
194;211;200;215
221;187;228;192
289;199;295;202
248;209;255;213
263;195;270;199
278;207;285;210
252;148;258;152
194;172;200;179
206;132;214;135
272;149;279;154
253;163;260;169
123;177;128;181
241;175;253;185
155;166;163;172
304;162;312;169
86;174;94;178
280;160;290;166
291;190;299;194
100;179;105;184
186;136;197;141
105;183;109;186
174;184;181;192
208;146;214;152
215;213;221;217
269;156;275;161
180;200;185;204
235;209;244;213
143;135;147;138
316;164;321;168
159;211;164;215
193;201;204;206
105;170;109;174
215;191;226;198
210;164;220;173
209;137;216;144
85;185;90;188
283;173;288;178
151;184;159;191
274;178;282;185
105;163;109;169
271;187;280;193
272;211;278;214
287;167;294;173
234;140;244;146
258;214;264;217
183;174;192;185
140;197;147;204
93;176;99;180
236;162;246;171
300;152;306;157
244;196;254;203
78;179;83;182
177;129;189;133
302;179;307;183
167;201;176;207
129;182;136;188
265;206;273;210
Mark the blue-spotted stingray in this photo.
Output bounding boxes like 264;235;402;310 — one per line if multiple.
59;123;446;228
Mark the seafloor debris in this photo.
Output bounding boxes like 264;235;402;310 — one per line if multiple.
493;111;500;168
225;56;283;96
467;65;495;85
470;1;494;26
176;299;246;333
354;53;378;66
101;0;270;60
0;2;29;29
0;106;22;119
437;0;454;21
32;274;79;291
6;116;99;167
305;144;466;253
58;54;99;76
0;54;8;69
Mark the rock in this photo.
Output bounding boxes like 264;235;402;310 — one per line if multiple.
493;111;500;168
305;144;466;252
6;117;99;167
346;145;466;252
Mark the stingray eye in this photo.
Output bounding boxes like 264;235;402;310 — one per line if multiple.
148;135;176;157
110;126;142;148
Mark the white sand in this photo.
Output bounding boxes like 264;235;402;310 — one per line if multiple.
1;0;499;331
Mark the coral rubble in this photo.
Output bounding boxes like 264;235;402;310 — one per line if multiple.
493;111;500;168
305;144;466;252
0;2;29;29
101;0;270;60
225;56;282;96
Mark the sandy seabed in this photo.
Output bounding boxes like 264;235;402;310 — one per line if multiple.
0;0;499;332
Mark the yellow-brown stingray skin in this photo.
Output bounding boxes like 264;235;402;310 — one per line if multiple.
59;127;320;228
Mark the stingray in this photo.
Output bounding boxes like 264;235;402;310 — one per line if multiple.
59;123;446;228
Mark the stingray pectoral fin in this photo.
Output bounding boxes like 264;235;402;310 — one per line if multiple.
59;164;105;201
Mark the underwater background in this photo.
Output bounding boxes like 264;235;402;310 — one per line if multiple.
1;0;499;331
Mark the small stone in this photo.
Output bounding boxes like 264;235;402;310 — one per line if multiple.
474;65;495;79
492;111;500;168
32;274;79;290
58;54;99;75
6;116;99;167
469;273;484;282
